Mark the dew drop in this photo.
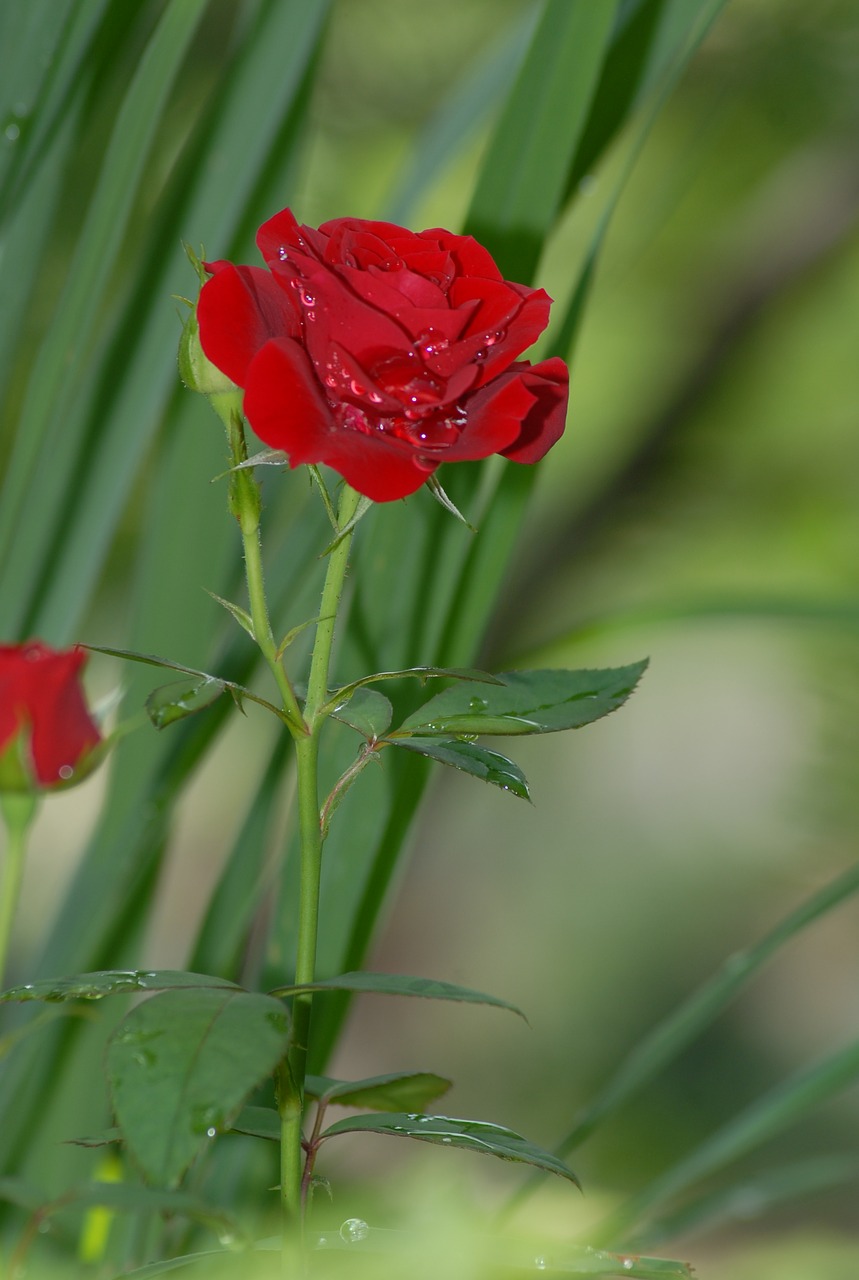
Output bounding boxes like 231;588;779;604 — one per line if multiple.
278;246;289;261
468;697;488;712
206;1127;217;1138
441;1136;452;1144
58;764;74;779
622;1260;634;1271
349;378;366;396
5;123;20;142
339;1218;370;1244
534;1259;547;1271
299;288;315;307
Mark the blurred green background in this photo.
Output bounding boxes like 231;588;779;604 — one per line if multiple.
3;1;859;1276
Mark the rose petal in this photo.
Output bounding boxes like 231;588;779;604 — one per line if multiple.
198;264;300;386
27;646;100;785
422;229;504;282
500;357;569;463
242;337;335;462
440;374;536;461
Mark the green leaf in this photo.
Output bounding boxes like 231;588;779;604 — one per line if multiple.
393;662;647;737
330;665;504;706
306;1071;452;1112
1;970;242;1004
331;687;393;739
320;1112;579;1185
388;737;530;800
106;989;289;1185
87;645;289;724
146;677;226;730
269;971;525;1020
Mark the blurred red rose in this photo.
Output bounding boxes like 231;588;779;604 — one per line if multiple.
197;209;568;501
0;642;102;792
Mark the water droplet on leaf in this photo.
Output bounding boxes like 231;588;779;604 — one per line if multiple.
339;1218;370;1244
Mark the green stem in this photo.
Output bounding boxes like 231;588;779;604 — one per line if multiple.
219;401;306;735
0;794;38;987
278;483;363;1250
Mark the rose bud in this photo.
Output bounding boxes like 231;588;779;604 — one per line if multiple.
0;642;103;793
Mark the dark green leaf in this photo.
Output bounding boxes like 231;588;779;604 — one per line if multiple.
269;971;524;1020
106;989;289;1185
1;970;242;1004
146;677;226;730
389;738;530;800
320;1113;579;1185
306;1071;452;1112
330;665;504;705
394;662;647;737
331;687;393;739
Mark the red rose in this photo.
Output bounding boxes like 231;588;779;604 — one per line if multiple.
0;642;102;792
197;209;568;502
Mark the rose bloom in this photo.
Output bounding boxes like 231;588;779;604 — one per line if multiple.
0;642;101;792
197;209;568;501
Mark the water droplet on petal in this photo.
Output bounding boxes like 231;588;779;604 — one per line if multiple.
278;246;289;260
58;764;74;779
339;1218;370;1244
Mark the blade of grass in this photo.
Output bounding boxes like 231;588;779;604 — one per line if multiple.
0;0;210;631
590;1033;859;1247
502;859;859;1217
466;0;619;283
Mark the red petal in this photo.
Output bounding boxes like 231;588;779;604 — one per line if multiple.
422;230;504;281
500;358;569;463
240;339;435;501
242;337;335;462
25;645;100;785
441;374;535;461
198;263;299;387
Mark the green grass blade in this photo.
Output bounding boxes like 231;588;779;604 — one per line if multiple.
640;1154;859;1246
466;0;619;282
503;859;859;1215
591;1034;859;1247
384;7;538;224
0;0;210;632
